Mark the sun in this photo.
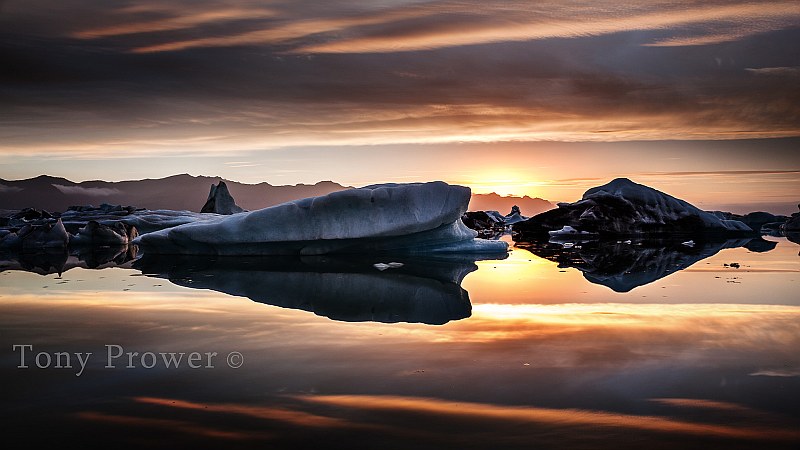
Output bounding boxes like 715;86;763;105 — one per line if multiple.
461;168;545;198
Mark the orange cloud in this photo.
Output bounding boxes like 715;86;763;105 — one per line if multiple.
129;8;435;54
74;8;275;39
293;2;800;53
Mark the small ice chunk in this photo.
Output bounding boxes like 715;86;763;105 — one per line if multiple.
374;262;404;271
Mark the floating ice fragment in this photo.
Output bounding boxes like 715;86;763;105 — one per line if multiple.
373;262;404;271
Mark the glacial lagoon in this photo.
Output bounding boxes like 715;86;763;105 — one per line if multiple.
1;236;798;449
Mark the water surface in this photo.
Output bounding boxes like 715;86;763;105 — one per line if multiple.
1;236;798;449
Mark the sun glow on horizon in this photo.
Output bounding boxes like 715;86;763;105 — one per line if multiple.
456;167;551;198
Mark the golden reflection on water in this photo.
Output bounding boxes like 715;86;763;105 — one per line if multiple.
298;394;800;441
69;394;800;446
2;267;799;379
463;236;800;305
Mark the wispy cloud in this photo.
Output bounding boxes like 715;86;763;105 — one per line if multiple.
750;368;800;377
746;66;800;76
52;184;122;196
0;184;23;193
63;1;800;54
291;1;800;54
641;170;800;177
73;8;275;39
128;8;435;53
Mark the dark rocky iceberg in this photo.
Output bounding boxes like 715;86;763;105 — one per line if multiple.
462;206;527;236
784;204;800;232
514;178;753;238
708;210;789;233
462;211;505;232
200;180;244;215
71;220;137;246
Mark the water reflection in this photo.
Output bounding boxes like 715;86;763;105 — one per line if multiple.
514;237;780;292
134;254;490;325
0;244;136;274
1;240;798;449
70;394;800;448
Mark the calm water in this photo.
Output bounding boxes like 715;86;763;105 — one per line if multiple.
1;236;798;449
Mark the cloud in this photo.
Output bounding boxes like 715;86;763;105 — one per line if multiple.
128;7;434;54
57;1;800;55
746;66;800;76
73;7;275;39
52;184;122;196
290;1;800;54
641;170;800;177
1;0;799;159
0;184;23;193
750;368;800;377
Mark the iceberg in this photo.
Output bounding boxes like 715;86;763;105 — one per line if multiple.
548;225;597;237
514;178;754;237
503;205;528;225
70;220;135;246
784;204;800;232
200;180;244;215
19;218;69;250
58;204;213;234
134;182;509;256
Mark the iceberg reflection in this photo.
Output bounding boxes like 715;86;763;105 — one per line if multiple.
135;254;498;325
0;244;136;275
515;237;777;292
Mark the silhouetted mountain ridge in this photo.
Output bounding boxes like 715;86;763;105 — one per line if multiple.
0;174;351;212
1;175;554;215
469;192;554;216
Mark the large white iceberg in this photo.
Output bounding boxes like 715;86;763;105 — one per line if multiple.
133;182;509;256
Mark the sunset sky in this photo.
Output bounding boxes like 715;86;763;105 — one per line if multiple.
1;1;798;211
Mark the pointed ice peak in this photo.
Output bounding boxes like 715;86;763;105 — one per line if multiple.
200;180;244;215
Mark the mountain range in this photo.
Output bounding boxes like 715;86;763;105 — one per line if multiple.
0;175;554;216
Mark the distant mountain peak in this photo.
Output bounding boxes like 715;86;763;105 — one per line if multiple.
26;174;73;184
469;192;554;216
